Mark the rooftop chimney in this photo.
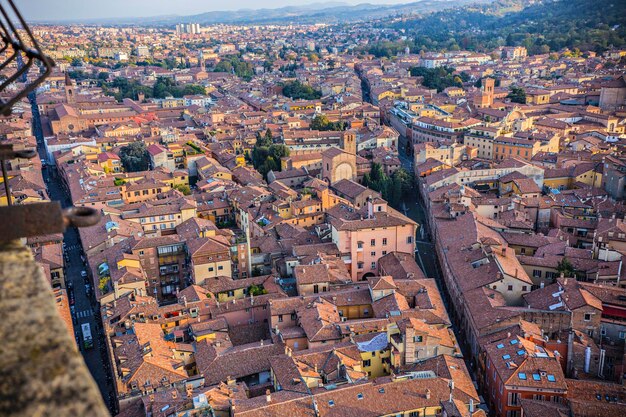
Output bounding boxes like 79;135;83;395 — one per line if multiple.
266;389;271;403
425;389;431;399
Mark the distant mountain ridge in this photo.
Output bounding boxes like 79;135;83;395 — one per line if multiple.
35;0;491;25
170;1;492;25
384;0;626;54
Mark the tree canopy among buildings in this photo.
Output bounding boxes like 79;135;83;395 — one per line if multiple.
119;142;150;172
281;80;322;100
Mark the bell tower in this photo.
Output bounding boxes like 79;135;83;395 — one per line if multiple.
198;50;205;71
484;77;495;97
340;131;356;155
64;72;75;104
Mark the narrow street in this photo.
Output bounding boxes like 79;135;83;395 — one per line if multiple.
358;69;441;284
357;72;478;390
31;95;116;415
397;148;440;283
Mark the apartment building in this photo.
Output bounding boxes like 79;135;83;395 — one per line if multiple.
122;198;197;235
482;332;567;417
186;236;232;286
327;199;417;281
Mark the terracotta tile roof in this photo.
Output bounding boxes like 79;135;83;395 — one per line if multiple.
367;275;397;291
565;378;626;417
113;322;188;394
177;285;210;303
579;282;626;308
523;278;602;311
294;263;351;286
484;333;567;391
378;251;426;280
330;179;371;200
406;355;479;400
186;236;230;256
372;291;410;318
519;399;570;417
296;298;343;342
203;274;277;295
189;317;229;338
196;339;284;386
326;204;416;231
234;376;479;417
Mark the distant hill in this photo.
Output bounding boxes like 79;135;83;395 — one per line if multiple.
173;1;486;25
385;0;626;54
41;1;490;25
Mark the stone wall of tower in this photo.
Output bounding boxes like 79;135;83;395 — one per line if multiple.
340;131;356;155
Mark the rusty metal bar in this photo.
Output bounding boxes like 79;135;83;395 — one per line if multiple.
0;158;9;205
0;202;102;242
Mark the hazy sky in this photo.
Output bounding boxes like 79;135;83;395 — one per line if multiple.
19;0;411;21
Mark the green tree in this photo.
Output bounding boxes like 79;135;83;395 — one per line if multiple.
507;86;527;104
311;115;331;130
361;172;371;188
173;184;191;195
101;77;152;101
213;56;254;81
251;128;289;181
214;60;233;73
247;284;268;296
310;114;348;131
119;142;150;172
557;258;575;278
250;136;289;180
98;277;111;294
392;0;626;55
361;165;412;209
269;143;289;161
68;70;88;81
255;129;273;148
163;58;177;70
182;84;206;96
409;67;462;92
392;168;414;195
282;80;322;100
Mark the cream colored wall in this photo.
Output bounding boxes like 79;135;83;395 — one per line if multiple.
192;259;232;286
